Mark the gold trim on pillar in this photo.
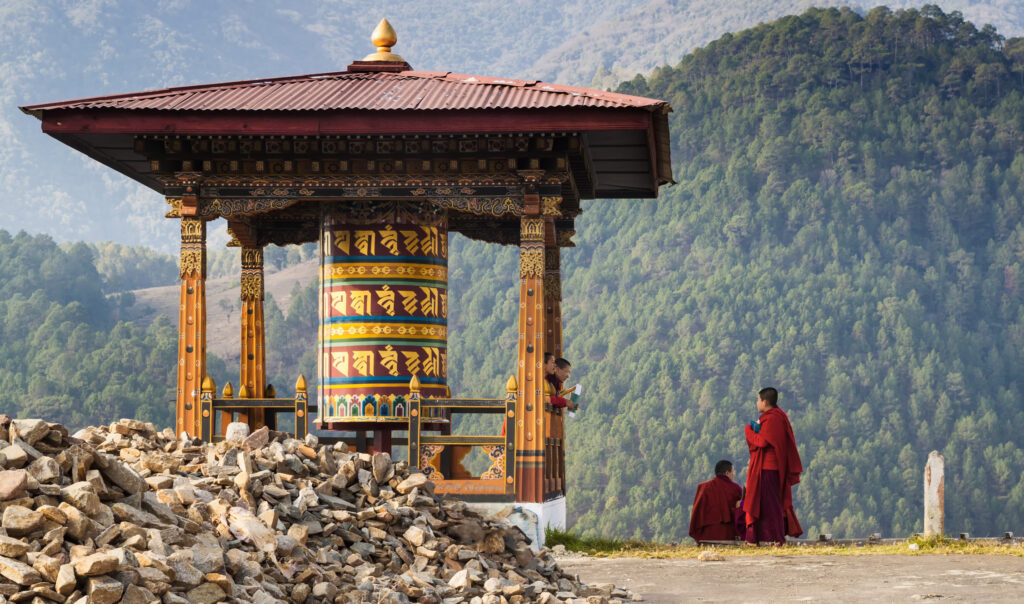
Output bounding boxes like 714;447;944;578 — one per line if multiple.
240;247;265;301
240;245;266;430
177;217;207;437
516;215;546;502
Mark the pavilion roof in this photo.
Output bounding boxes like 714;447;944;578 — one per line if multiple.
20;19;673;202
21;69;667;114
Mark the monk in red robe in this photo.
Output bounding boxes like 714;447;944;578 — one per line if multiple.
743;387;803;545
546;357;576;410
689;460;743;543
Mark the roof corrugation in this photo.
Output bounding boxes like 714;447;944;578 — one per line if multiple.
22;70;665;113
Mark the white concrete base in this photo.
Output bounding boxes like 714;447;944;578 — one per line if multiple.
467;497;566;551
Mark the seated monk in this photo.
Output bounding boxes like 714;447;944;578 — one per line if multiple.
689;460;743;543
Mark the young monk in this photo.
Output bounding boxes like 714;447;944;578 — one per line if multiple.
743;387;803;545
688;460;743;543
546;357;577;411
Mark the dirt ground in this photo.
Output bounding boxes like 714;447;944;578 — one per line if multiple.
557;554;1024;603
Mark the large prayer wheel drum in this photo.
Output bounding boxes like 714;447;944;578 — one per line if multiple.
317;201;448;424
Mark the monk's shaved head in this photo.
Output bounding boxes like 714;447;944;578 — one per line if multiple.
715;460;733;476
758;387;778;408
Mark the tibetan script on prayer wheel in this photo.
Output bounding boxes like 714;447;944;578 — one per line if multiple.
317;201;448;421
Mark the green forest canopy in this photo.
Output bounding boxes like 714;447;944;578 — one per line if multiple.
5;4;1024;540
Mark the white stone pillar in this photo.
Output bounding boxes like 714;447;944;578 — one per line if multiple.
924;450;945;537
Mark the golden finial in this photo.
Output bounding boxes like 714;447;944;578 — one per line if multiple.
363;18;406;62
295;374;307;392
238;384;251;399
265;384;276;398
409;374;421;393
202;376;216;393
506;375;519;393
222;381;234;399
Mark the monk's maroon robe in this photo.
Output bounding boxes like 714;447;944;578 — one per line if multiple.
689;475;743;542
744;407;803;543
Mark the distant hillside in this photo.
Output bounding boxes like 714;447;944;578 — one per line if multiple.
437;5;1024;540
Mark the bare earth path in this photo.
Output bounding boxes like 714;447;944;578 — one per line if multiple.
557;554;1024;603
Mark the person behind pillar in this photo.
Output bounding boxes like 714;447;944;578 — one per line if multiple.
688;460;743;543
545;356;577;412
743;387;803;545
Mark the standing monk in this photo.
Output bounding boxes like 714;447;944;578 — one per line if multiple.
744;387;803;545
689;460;743;543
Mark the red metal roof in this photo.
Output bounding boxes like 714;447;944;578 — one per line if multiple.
21;70;667;114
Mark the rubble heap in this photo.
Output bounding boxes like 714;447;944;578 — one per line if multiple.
0;416;634;604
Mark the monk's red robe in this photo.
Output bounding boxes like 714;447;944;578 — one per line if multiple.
546;374;569;408
689;475;743;542
744;406;803;538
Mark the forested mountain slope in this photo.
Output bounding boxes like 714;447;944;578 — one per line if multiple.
560;5;1024;539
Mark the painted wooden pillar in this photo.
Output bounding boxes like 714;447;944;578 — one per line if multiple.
176;216;207;437
240;245;266;429
544;220;563;359
543;221;566;496
515;213;546;503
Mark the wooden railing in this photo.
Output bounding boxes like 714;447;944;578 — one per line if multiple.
543;401;566;498
198;374;308;442
408;375;518;498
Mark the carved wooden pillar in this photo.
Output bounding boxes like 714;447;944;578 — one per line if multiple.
176;216;207;437
515;213;546;503
544;219;562;358
240;245;266;429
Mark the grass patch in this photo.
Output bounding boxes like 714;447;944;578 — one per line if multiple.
545;530;1024;558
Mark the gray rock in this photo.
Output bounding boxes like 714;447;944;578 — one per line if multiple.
87;576;124;604
224;422;251;442
10;419;50;445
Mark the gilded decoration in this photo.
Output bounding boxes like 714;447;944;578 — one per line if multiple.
181;217;206;243
433;196;520;217
419;445;445;480
520;217;544;242
557;229;576;247
241;247;264;270
239;273;264;301
180;248;205;278
179;217;206;278
480;446;506;479
164;197;182;218
201;197;299;218
519;246;544;279
541;196;563;216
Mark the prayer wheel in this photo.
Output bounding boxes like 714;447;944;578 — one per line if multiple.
317;201;448;423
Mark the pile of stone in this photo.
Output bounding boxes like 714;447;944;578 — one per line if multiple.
0;415;635;604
